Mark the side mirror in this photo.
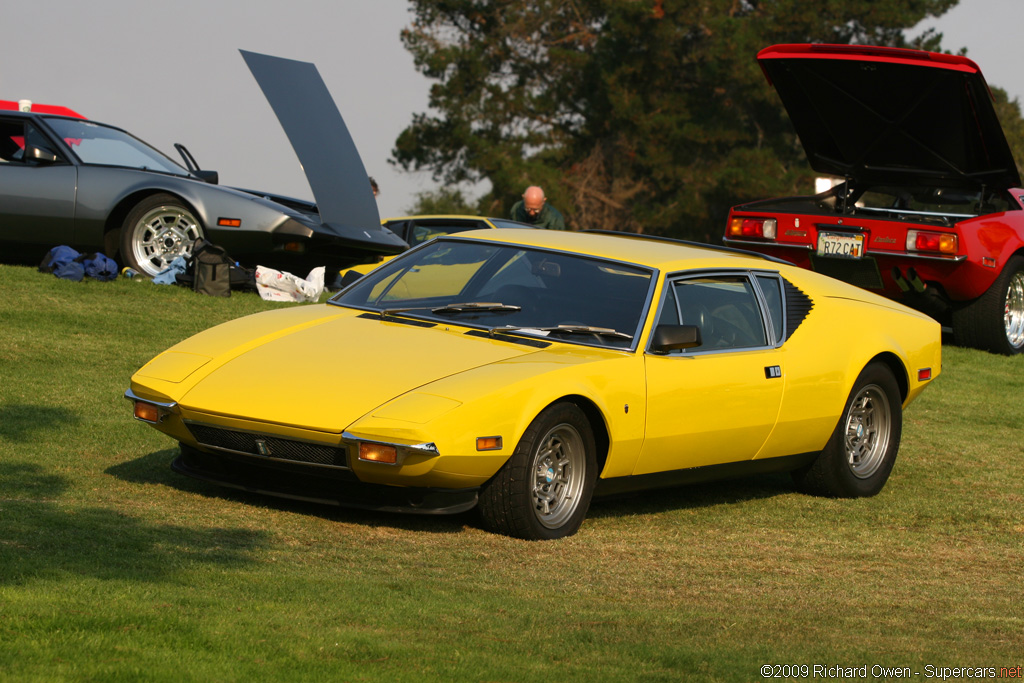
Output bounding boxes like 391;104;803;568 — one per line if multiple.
193;169;219;185
650;324;702;353
337;269;364;289
24;145;58;164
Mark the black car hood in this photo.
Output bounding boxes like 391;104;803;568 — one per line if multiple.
241;50;407;254
758;44;1021;190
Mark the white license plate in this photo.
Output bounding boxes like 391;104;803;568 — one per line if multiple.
816;231;865;259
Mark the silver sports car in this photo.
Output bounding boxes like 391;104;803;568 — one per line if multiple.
0;51;406;276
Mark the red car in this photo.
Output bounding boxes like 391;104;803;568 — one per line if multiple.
725;44;1024;355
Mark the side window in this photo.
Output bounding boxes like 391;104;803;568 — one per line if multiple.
0;119;27;162
657;281;680;325
0;120;60;164
672;275;767;351
755;274;784;344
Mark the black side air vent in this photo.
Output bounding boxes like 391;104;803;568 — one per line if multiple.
783;280;814;340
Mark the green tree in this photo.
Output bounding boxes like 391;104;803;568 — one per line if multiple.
992;86;1024;180
393;0;961;240
406;187;478;215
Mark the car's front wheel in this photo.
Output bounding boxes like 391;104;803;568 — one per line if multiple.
478;402;597;540
792;362;903;498
120;194;204;277
952;255;1024;355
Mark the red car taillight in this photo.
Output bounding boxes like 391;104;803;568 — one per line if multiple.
907;230;958;255
727;217;777;240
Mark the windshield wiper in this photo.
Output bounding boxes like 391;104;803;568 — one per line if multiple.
379;302;520;319
433;302;521;315
493;324;633;341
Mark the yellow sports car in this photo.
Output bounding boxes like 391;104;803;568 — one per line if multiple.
127;229;941;540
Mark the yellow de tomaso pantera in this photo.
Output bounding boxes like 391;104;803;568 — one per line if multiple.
128;228;941;540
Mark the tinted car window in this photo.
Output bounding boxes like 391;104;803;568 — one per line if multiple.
333;239;653;349
0;120;60;163
755;274;784;344
670;274;767;351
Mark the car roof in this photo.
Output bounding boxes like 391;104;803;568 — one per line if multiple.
757;43;1020;190
0;100;86;118
443;228;783;271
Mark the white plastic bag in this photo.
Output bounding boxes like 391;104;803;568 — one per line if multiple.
254;265;325;303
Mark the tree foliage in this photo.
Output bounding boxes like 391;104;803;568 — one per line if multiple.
394;0;964;239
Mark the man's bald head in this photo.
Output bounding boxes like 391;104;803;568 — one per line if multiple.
523;186;546;217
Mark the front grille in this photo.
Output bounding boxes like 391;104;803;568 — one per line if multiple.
186;423;348;469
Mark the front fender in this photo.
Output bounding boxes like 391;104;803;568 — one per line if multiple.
345;348;647;486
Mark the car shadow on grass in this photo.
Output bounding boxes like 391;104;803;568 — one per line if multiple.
0;461;269;585
587;472;797;520
107;449;473;536
108;449;801;537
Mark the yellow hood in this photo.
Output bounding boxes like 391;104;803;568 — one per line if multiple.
174;308;536;432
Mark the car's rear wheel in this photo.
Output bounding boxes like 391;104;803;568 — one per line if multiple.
792;362;902;498
952;255;1024;355
478;402;597;540
120;194;204;277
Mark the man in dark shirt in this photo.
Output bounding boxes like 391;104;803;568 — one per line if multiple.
510;186;566;230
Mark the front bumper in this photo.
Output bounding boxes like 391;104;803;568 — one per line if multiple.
173;442;479;515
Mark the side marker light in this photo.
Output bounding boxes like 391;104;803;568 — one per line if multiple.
476;436;502;451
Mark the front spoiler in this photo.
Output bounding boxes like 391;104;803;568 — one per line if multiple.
173;443;478;515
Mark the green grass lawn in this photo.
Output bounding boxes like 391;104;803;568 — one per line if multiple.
1;264;1021;682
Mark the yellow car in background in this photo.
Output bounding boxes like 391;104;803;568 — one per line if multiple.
337;215;534;285
127;229;941;540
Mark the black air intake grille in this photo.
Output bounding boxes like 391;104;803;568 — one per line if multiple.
783;280;814;341
186;423;348;469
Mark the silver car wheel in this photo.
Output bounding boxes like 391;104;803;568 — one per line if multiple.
531;423;586;529
845;384;891;479
1004;270;1024;350
129;204;202;276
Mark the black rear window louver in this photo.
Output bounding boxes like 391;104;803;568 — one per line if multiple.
783;280;814;341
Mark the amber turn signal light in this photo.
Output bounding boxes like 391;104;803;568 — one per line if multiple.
476;436;502;451
133;401;162;424
217;218;242;227
359;443;398;464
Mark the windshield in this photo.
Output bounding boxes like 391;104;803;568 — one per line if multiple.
44;117;189;176
330;238;655;349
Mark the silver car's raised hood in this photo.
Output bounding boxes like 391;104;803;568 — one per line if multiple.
758;43;1021;190
241;50;407;253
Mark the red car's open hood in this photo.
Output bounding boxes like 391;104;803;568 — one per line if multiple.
758;43;1020;190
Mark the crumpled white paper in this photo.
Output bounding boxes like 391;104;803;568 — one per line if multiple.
254;265;325;303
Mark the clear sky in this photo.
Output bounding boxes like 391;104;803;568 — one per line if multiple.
3;0;1021;219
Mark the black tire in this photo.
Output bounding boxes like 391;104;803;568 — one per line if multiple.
952;255;1024;355
120;193;204;277
792;362;902;498
478;402;597;540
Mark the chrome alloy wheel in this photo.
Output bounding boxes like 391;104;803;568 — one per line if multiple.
845;384;892;479
130;205;202;276
530;423;587;529
1004;270;1024;350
